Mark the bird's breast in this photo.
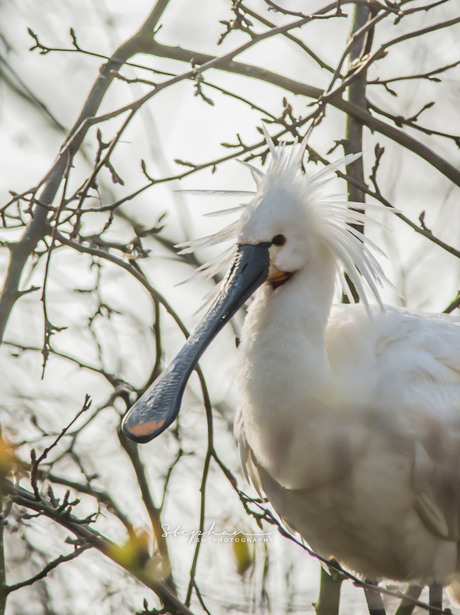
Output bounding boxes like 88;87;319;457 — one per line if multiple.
237;310;358;491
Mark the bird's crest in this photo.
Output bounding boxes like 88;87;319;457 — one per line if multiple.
178;128;391;310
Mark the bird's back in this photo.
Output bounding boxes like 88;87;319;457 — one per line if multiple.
326;304;460;434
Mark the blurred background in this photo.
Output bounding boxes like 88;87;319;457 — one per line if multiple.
1;0;459;613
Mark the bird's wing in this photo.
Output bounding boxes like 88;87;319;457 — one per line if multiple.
234;407;266;498
370;308;460;541
412;438;460;540
326;305;460;541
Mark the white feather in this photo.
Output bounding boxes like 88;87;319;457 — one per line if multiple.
180;133;390;310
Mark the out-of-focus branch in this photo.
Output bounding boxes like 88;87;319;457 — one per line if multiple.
34;469;134;533
0;545;91;599
0;0;170;345
1;479;194;615
342;2;373;304
3;340;130;389
444;292;460;314
185;371;213;609
53;231;190;339
118;429;176;594
0;446;5;615
314;566;345;615
65;0;170;139
0;53;67;133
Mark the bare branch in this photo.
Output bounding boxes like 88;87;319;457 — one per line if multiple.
2;479;193;615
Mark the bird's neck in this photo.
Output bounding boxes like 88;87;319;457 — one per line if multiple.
242;244;336;371
239;244;337;421
237;247;338;488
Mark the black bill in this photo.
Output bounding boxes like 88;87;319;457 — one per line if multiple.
122;242;271;443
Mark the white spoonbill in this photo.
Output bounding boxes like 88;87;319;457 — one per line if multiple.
122;131;460;610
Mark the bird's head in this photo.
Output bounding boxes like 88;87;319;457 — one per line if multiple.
235;137;327;289
122;128;387;443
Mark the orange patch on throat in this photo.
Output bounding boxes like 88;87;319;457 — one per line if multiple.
267;265;293;289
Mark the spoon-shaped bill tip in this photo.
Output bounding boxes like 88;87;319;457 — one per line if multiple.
122;363;184;442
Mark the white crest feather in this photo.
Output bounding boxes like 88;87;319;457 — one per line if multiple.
236;159;263;185
177;130;392;310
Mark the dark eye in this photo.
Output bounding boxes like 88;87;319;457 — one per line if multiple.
272;234;286;246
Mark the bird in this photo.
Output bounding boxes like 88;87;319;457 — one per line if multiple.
122;128;460;613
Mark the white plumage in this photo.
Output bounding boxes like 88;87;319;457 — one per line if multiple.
230;135;460;592
123;130;460;602
237;302;460;584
